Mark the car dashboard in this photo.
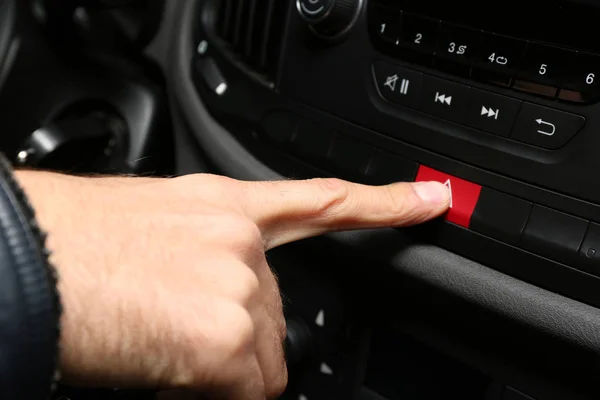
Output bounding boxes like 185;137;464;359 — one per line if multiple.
2;0;600;399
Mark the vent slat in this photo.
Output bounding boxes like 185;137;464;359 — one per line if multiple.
233;0;246;48
265;0;286;77
221;0;234;41
211;0;287;83
259;0;276;69
244;0;257;58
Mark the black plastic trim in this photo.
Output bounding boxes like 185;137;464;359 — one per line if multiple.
170;0;600;358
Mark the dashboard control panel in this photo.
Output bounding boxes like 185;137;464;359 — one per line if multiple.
192;0;600;311
368;0;600;103
258;111;600;280
372;61;586;149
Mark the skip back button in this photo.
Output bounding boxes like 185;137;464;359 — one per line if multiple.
511;102;585;149
419;75;470;123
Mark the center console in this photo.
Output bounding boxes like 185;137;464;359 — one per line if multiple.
183;0;600;399
192;0;600;310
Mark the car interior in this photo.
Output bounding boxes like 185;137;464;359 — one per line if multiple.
5;0;600;399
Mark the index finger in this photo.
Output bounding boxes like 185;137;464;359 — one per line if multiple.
239;178;450;250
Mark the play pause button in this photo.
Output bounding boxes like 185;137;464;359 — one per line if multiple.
466;88;523;137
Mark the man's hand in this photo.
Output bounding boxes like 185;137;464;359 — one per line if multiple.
15;171;450;399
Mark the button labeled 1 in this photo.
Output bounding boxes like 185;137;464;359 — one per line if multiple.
415;166;482;228
510;103;585;149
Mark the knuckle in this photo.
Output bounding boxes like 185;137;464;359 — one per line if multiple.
385;185;411;216
228;264;261;307
173;173;239;199
178;173;235;187
218;214;263;252
310;178;350;217
212;302;256;366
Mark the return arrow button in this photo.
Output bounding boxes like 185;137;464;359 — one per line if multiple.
511;102;585;149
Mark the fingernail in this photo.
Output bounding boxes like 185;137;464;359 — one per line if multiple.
413;181;450;204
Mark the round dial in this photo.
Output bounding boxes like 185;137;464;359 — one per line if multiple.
296;0;363;39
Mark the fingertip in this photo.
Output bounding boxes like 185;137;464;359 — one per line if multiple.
412;181;451;208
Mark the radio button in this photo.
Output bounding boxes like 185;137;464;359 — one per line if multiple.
291;118;334;163
435;23;481;76
260;112;297;146
470;188;532;246
472;33;526;86
513;44;568;98
369;7;401;45
521;205;587;266
400;13;439;59
510;103;585;149
372;62;423;108
328;134;373;180
465;88;522;137
558;52;600;103
419;76;470;123
515;44;569;86
365;150;419;185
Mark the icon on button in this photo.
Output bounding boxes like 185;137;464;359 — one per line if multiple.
536;118;556;136
435;92;452;105
383;74;410;95
444;179;453;208
481;106;499;119
384;74;398;91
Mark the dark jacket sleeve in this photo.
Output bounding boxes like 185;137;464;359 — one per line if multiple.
0;154;61;400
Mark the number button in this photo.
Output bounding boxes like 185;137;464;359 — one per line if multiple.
368;6;401;45
515;44;569;87
472;33;526;86
559;52;600;103
435;23;480;76
400;13;439;54
436;23;480;59
586;73;595;85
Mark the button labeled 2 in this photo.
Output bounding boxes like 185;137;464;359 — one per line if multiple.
415;166;482;228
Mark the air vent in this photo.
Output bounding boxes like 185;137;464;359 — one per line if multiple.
212;0;289;83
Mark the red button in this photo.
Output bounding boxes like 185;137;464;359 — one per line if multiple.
415;165;482;228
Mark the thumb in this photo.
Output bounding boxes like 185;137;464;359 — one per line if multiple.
239;178;450;250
